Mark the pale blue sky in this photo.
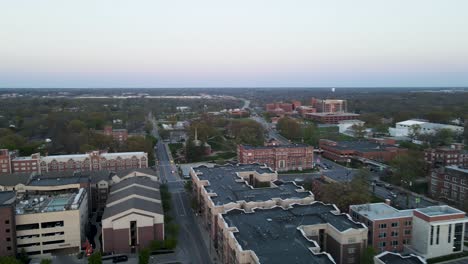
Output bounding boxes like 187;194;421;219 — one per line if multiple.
1;0;468;88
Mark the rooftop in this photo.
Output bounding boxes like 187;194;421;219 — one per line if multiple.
241;143;311;150
306;112;359;117
326;141;397;153
222;203;365;264
446;165;468;174
0;191;16;206
15;188;86;215
376;252;426;264
397;120;427;126
193;164;311;205
416;205;465;217
350;203;413;221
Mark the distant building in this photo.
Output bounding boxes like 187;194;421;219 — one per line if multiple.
389;120;464;137
350;203;468;259
265;102;294;116
228;108;249;118
237;144;314;172
102;125;128;142
319;139;407;163
311;98;348;113
102;177;164;254
304;112;361;124
429;166;468;206
0;149;148;174
0;191;16;257
338;120;365;135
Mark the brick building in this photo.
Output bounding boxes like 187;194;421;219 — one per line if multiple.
424;143;467;169
0;149;13;174
429;166;468;206
265;102;293;116
102;177;164;254
237;144;314;172
0;191;16;257
0;150;148;174
311;98;348;113
190;164;368;264
304;112;361;124
102;126;129;143
319;140;407;163
350;203;468;259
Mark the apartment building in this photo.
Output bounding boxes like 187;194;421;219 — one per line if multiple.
102;177;164;254
217;203;368;264
319;139;407;163
14;188;88;256
429;166;468;206
424;143;467;169
190;164;314;241
0;149;148;174
0;191;16;257
350;203;468;259
237;144;314;172
265;102;294;116
349;203;414;253
100;125;129;143
304;112;361;124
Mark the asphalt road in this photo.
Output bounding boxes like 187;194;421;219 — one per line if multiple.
250;115;290;145
150;114;213;264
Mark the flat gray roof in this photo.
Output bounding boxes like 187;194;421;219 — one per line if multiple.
327;141;396;153
0;191;16;206
350;203;413;221
241;143;311;150
376;252;426;264
193;164;311;205
223;203;365;264
416;205;465;217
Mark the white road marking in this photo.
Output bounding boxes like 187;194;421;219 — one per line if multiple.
178;192;187;216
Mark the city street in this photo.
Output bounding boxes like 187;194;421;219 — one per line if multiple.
150;113;213;264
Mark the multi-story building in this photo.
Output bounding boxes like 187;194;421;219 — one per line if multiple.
350;203;468;259
102;177;164;254
237;144;314;172
14;188;88;256
350;203;414;253
319;139;407;163
191;164;375;264
389;120;464;138
217;202;368;264
101;126;129;143
429;166;468;206
304;112;361;124
265;102;293;116
0;149;13;174
424;143;467;169
0;150;148;174
311;98;348;113
0;191;16;257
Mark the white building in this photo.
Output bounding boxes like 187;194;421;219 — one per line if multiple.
338;120;365;134
407;206;468;259
389;120;464;137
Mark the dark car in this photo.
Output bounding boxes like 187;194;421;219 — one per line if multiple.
112;255;128;263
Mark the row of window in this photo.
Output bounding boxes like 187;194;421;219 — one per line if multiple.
378;229;411;238
378;221;411;229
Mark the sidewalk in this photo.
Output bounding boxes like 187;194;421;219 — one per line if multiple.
192;206;221;264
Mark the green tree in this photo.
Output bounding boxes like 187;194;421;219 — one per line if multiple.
67;119;87;133
390;151;425;186
320;169;371;212
88;252;102;264
0;256;22;264
361;246;377;264
40;259;52;264
18;248;29;264
408;124;421;140
351;124;366;138
138;248;150;264
277;117;301;140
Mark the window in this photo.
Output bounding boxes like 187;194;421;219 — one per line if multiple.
448;224;452;243
5;220;9;224
5;228;10;233
7;247;11;251
378;241;386;247
436;225;440;245
348;248;356;254
379;223;387;229
379;232;387;238
403;239;411;245
391;222;399;228
404;229;411;235
444;182;450;188
404;220;412;226
391;231;399;237
6;237;11;241
391;240;399;246
430;226;434;245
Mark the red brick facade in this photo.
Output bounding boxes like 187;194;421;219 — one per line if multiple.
237;144;313;172
424;144;467;169
103;223;164;253
0;149;148;174
319;139;407;163
304;113;360;124
0;206;16;257
103;126;129;143
429;166;468;206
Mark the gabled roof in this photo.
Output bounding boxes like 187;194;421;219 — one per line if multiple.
106;185;160;205
102;197;163;220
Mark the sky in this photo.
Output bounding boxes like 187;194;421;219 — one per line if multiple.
1;0;468;88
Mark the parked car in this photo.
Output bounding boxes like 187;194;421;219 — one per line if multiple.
112;255;128;263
